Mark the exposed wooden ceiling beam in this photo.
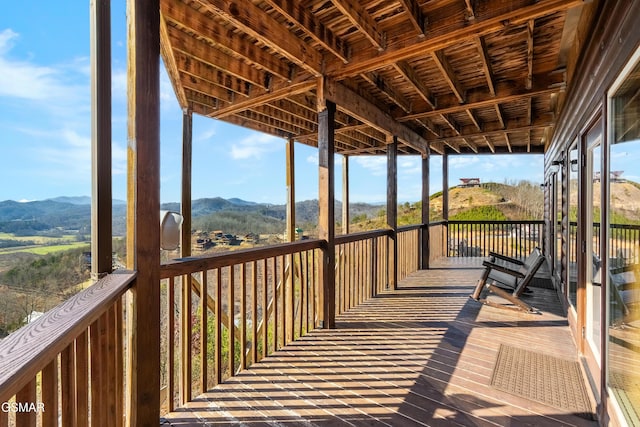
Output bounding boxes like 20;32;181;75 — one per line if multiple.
505;133;513;153
323;80;427;155
397;0;425;36
210;80;316;118
483;135;496;153
474;37;496;96
196;0;323;76
182;76;237;104
495;104;505;130
331;0;385;50
262;0;350;63
431;50;465;103
327;0;582;78
393;61;436;109
426;120;552;144
163;1;293;82
466;110;482;131
185;88;222;111
160;13;188;108
167;27;269;90
252;105;317;133
444;141;461;154
398;74;564;122
360;72;412;113
179;63;252;99
463;140;479;153
464;0;476;21
428;142;445;155
526;19;535;90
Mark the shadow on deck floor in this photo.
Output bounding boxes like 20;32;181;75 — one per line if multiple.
163;259;597;427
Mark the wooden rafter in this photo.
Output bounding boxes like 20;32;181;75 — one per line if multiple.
331;0;385;50
160;13;188;108
163;1;293;81
505;133;513;153
526;19;535;90
431;50;465;103
210;81;316;118
195;0;323;76
483;135;495;153
466;109;482;131
427;120;552;144
181;72;250;102
398;75;563;122
397;0;425;35
327;0;582;78
168;27;269;89
393;61;436;109
324;80;427;154
474;37;496;96
360;72;412;113
464;0;476;20
262;0;350;63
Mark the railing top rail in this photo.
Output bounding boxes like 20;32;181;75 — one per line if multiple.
0;270;136;402
160;238;325;279
569;221;640;230
447;220;545;225
397;224;423;232
335;229;392;245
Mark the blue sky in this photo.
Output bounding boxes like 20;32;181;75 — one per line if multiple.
0;1;545;205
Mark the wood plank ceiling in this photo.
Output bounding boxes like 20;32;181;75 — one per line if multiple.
160;0;591;156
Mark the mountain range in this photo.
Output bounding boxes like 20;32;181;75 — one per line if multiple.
0;197;382;236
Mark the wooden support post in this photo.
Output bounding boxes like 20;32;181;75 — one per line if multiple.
387;137;398;290
180;109;192;405
91;0;112;278
342;155;350;235
126;0;161;423
442;152;449;221
181;110;193;257
317;97;336;329
421;152;430;269
286;138;296;242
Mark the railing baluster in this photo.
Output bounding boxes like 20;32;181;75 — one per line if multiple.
273;257;279;352
200;271;208;394
15;378;36;427
261;258;268;361
252;260;258;365
41;358;58;427
181;272;192;404
240;263;247;371
215;270;222;386
167;277;175;411
228;266;235;377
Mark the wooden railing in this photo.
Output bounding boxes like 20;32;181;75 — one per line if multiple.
335;230;391;315
447;220;544;258
158;239;324;413
397;225;421;281
0;271;136;427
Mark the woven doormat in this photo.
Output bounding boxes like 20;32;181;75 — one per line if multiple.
491;344;594;419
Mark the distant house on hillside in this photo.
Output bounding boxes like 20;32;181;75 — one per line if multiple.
593;171;625;182
459;178;481;187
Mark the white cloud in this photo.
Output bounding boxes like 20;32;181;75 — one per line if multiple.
0;29;87;104
355;156;387;176
196;126;217;142
229;133;283;160
306;153;318;165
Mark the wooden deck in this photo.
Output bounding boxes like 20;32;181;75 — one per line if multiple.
162;259;597;426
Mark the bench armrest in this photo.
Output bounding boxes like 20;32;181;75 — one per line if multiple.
488;252;524;265
482;260;526;279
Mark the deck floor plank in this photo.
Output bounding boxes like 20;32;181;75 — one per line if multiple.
163;259;598;426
